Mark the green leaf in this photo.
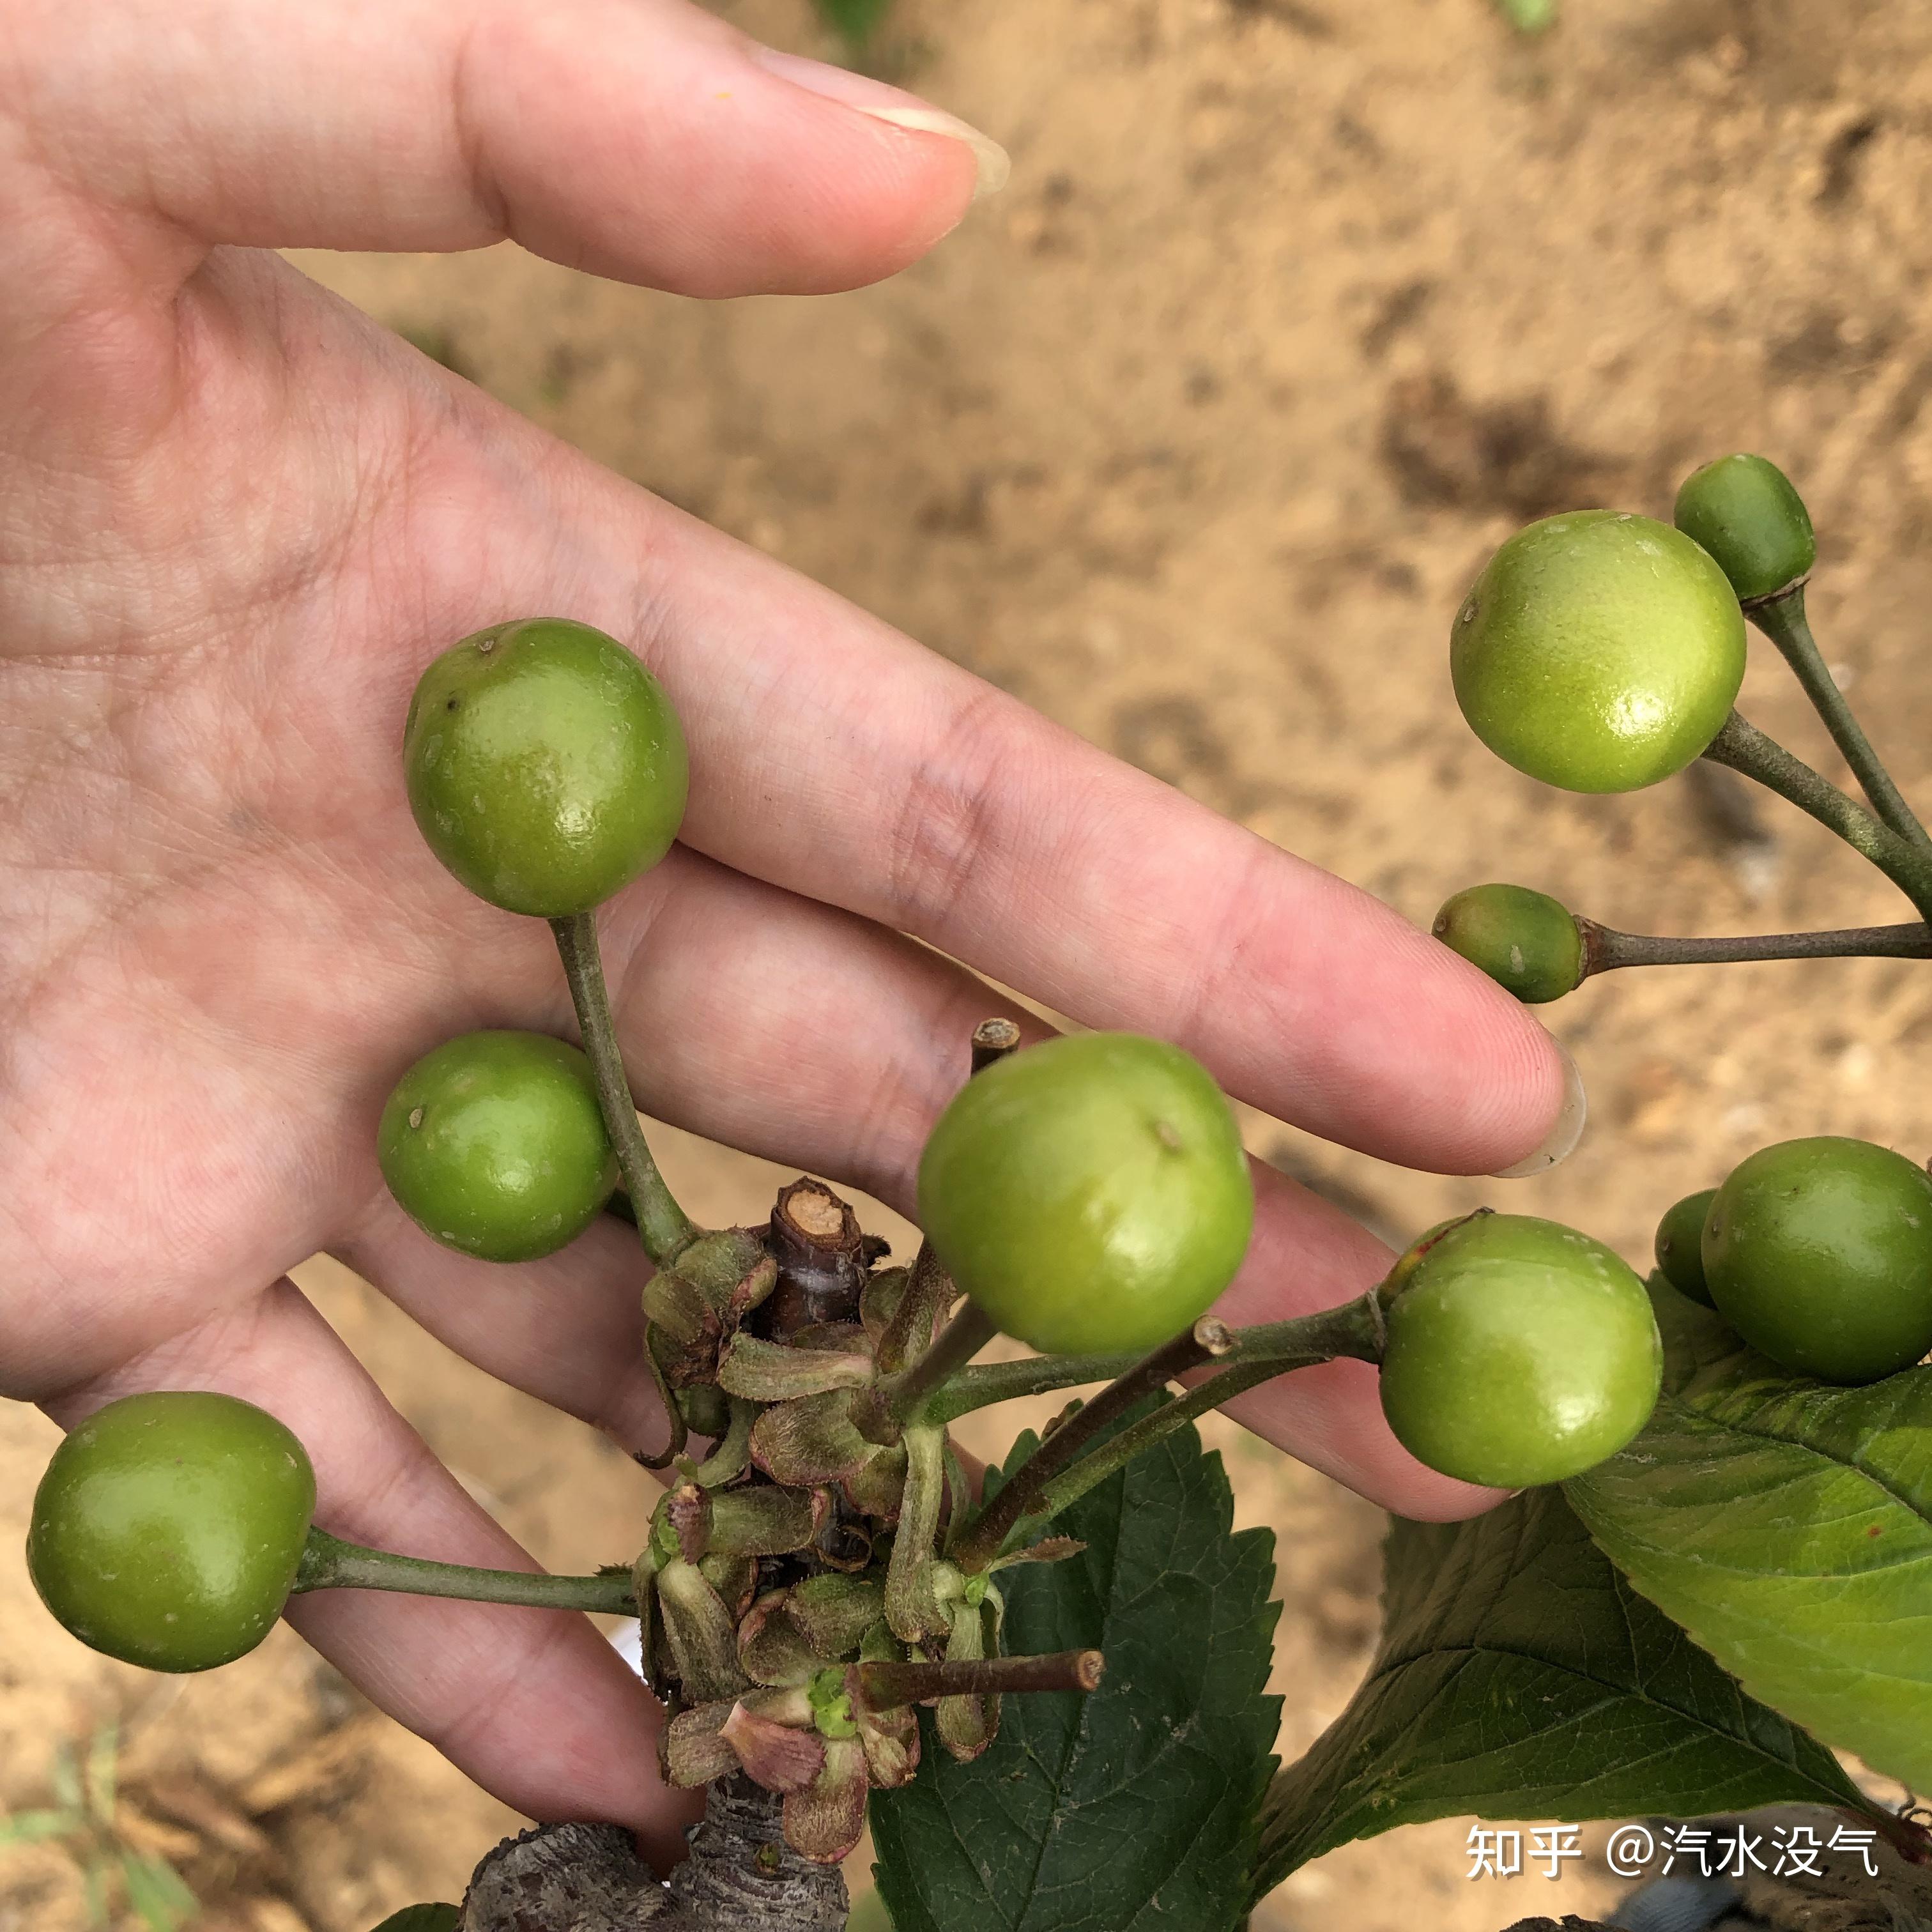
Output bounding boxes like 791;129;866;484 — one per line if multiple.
1250;1487;1870;1906
368;1909;461;1932
1567;1285;1932;1795
871;1400;1280;1932
813;0;894;51
0;1809;76;1845
118;1851;195;1932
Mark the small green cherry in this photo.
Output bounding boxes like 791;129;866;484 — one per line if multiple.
916;1032;1254;1356
29;1392;316;1673
379;1031;618;1262
1703;1137;1932;1383
1451;510;1747;793
403;618;688;917
1379;1213;1663;1487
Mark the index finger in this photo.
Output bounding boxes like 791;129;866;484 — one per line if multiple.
568;487;1577;1179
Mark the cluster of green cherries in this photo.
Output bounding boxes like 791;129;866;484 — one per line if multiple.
23;621;1282;1691
27;564;1736;1726
1437;453;1932;1388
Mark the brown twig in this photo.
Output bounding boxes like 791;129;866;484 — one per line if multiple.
855;1649;1105;1708
970;1016;1023;1073
766;1179;868;1331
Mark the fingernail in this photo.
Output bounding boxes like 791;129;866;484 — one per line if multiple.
1489;1040;1588;1179
753;48;1011;201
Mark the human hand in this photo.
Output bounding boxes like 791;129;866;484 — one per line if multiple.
0;0;1577;1859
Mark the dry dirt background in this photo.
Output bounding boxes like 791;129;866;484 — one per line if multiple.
5;0;1932;1926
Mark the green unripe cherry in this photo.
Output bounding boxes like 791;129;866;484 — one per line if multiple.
1653;1189;1718;1307
1451;510;1747;793
1702;1137;1932;1384
1673;454;1816;604
1379;1213;1663;1488
29;1393;316;1673
403;618;688;917
1431;884;1583;1004
379;1031;618;1262
916;1032;1255;1356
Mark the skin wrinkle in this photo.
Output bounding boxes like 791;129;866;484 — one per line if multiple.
0;38;176;345
12;974;322;1279
1162;832;1292;1061
886;680;1052;946
449;10;519;248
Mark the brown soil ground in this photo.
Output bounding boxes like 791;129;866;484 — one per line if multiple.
6;1;1932;1928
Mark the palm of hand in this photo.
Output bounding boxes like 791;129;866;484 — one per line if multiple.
0;0;1567;1855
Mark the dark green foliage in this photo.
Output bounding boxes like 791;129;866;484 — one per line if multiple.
1249;1487;1869;1907
871;1401;1279;1932
1568;1282;1932;1795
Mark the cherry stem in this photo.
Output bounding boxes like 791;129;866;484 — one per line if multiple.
293;1529;638;1615
1028;1356;1315;1526
947;1296;1384;1573
1700;712;1932;921
930;1296;1384;1438
1577;916;1932;976
855;1650;1104;1708
918;1348;1148;1427
947;1316;1237;1574
875;1301;999;1427
1750;587;1932;854
550;911;698;1266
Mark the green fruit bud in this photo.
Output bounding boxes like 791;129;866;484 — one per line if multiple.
1431;884;1584;1004
1673;455;1816;605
